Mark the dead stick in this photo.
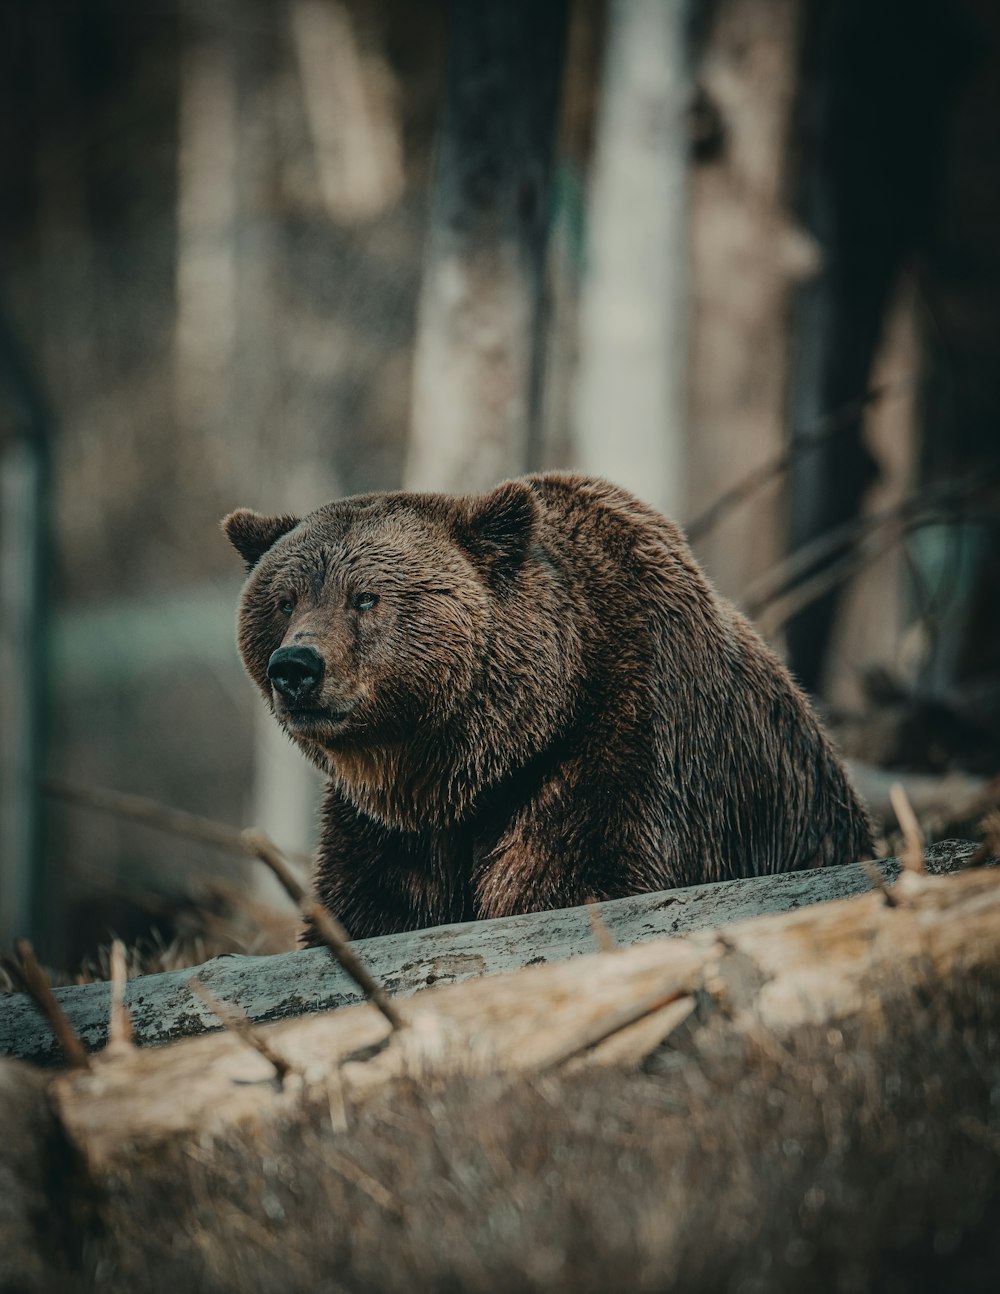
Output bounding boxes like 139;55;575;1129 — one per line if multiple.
755;520;905;637
890;782;925;874
304;901;405;1032
861;859;899;909
585;897;617;954
241;828;404;1031
107;939;134;1051
188;976;294;1083
743;459;1000;618
7;941;91;1069
685;386;886;544
45;777;313;872
240;828;309;901
325;1151;401;1214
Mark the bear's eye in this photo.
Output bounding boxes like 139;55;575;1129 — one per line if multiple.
277;595;295;617
352;591;379;612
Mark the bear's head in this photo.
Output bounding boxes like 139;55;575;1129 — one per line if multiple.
223;481;551;777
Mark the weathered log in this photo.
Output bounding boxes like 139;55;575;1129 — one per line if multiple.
46;860;1000;1170
0;840;983;1064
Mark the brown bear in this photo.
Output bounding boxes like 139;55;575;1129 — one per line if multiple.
224;473;872;939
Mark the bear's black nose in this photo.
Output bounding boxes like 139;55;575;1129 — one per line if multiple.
267;645;324;704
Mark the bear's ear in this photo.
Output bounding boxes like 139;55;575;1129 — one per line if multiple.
222;509;299;571
455;480;537;583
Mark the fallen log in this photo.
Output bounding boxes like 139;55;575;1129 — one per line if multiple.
1;859;998;1293
40;858;1000;1168
0;840;982;1064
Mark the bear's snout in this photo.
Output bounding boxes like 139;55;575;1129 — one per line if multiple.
267;645;324;706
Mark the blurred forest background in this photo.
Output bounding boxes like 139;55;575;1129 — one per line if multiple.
1;0;999;971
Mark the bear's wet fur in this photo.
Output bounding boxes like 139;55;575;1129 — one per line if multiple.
224;473;872;939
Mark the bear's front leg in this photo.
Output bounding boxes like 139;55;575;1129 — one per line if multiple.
471;760;668;920
309;785;474;941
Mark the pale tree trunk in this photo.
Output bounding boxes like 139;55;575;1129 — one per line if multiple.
405;0;569;493
289;0;404;225
175;3;318;899
571;0;689;520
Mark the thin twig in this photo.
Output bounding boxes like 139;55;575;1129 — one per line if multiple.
966;810;1000;869
241;828;404;1032
303;901;405;1031
44;777;314;872
585;898;617;953
743;460;1000;620
5;941;91;1068
861;859;899;908
325;1151;401;1214
754;517;906;637
240;828;309;902
32;800;401;1039
685;386;886;544
890;782;925;874
189;975;294;1084
107;938;134;1051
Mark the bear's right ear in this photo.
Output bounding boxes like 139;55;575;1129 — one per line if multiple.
222;509;299;571
454;480;537;584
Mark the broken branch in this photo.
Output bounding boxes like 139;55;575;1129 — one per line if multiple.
5;941;91;1069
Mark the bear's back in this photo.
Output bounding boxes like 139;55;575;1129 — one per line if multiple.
522;472;872;883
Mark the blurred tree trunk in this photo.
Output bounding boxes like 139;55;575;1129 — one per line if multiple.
236;6;323;887
405;0;569;493
684;0;812;596
174;11;237;448
175;2;319;893
785;0;969;695
0;312;51;955
289;0;404;225
572;0;690;520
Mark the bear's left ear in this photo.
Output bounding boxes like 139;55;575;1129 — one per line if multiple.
222;509;299;571
455;480;537;583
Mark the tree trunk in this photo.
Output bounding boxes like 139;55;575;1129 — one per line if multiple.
405;0;568;492
571;0;689;519
0;311;52;955
684;0;811;600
